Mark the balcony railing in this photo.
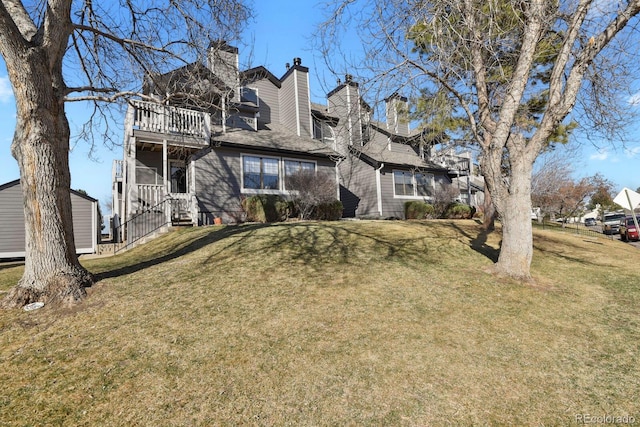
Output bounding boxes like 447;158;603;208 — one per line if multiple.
112;159;123;182
131;100;211;140
435;155;470;173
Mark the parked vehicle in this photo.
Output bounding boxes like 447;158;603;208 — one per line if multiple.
584;218;597;227
603;213;625;235
619;216;640;242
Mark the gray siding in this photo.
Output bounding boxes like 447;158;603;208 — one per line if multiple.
252;79;280;125
279;74;298;135
328;83;363;147
379;166;405;218
379;168;452;218
0;183;26;255
339;155;378;218
0;181;97;258
71;191;96;252
194;147;337;224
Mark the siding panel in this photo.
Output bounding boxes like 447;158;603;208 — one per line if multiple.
0;181;97;257
194;148;338;223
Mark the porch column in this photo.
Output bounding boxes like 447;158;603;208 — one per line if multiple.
163;139;170;224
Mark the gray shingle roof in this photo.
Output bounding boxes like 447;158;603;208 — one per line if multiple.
212;122;341;158
356;139;446;170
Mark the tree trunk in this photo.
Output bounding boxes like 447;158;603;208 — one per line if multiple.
1;50;93;309
482;187;497;231
492;160;534;281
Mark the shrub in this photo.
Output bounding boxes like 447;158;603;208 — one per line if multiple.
404;201;435;219
241;195;290;223
313;200;343;221
287;170;338;220
444;202;473;219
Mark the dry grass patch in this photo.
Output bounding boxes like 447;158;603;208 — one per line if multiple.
1;220;639;425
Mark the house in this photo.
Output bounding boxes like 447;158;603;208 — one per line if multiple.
112;42;472;245
312;80;472;218
0;180;99;259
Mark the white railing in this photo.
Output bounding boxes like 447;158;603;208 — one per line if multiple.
435;155;470;173
131;100;211;140
136;184;165;211
112;159;123;181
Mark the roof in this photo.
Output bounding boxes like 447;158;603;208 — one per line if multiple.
144;62;229;105
355;140;447;170
241;66;282;88
0;179;98;202
211;122;342;159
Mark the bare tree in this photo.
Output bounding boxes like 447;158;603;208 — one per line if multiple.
0;0;251;308
318;0;640;280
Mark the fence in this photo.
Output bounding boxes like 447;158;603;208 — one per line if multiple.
532;220;613;240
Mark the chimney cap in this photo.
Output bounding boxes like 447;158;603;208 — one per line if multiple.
293;57;302;66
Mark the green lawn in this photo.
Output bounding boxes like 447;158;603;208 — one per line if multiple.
1;220;638;426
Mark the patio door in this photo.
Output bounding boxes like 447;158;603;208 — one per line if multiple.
169;160;187;194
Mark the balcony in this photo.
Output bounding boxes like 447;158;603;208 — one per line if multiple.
129;100;211;141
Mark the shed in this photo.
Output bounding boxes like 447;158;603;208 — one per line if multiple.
0;180;99;258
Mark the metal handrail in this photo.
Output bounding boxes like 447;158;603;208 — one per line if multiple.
114;198;173;254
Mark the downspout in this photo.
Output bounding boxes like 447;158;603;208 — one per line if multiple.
346;85;353;145
376;162;384;217
335;157;344;200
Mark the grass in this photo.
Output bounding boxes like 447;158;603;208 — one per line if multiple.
0;220;639;426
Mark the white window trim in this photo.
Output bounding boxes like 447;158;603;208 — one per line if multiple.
240;154;318;195
283;157;317;191
392;169;435;199
241;153;281;193
240;86;259;107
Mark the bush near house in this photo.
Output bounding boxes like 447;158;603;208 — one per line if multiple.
313;200;344;221
444;202;474;219
241;195;291;223
404;201;435;219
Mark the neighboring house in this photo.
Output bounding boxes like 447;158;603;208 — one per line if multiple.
112;42;472;245
0;180;99;259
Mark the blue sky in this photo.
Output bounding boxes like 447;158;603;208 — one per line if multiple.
1;1;639;215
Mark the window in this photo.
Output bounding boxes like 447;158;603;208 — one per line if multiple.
136;166;159;185
243;156;279;190
394;170;434;198
394;171;414;196
416;173;433;197
240;87;259;106
284;160;316;189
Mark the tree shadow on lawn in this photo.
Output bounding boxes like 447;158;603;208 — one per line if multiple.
93;223;268;282
449;221;501;263
94;220;503;284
